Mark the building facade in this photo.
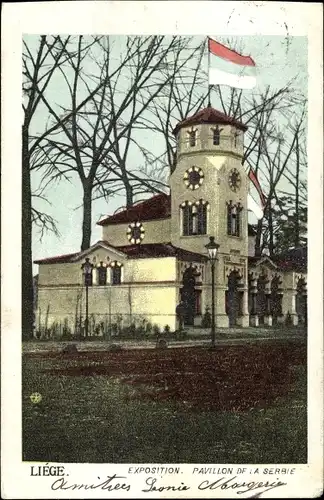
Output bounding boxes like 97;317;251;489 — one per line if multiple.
34;108;307;335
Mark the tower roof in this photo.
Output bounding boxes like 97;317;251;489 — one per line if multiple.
172;106;248;135
97;193;171;226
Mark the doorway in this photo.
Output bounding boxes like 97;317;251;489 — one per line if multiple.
227;270;242;327
256;274;267;325
181;266;200;326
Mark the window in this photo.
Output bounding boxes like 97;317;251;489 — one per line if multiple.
213;126;220;145
97;263;107;286
127;222;145;244
227;202;242;236
182;203;191;236
191;204;198;233
195;290;202;315
110;261;123;285
197;201;208;234
187;129;197;147
181;200;209;236
233;131;239;147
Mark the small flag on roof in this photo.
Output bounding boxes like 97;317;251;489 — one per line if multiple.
208;38;256;90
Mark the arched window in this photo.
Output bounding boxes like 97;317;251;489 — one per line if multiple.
110;261;123;285
97;262;107;286
182;202;191;236
227;201;242;237
191;204;198;233
197;200;208;234
181;200;209;236
187;129;197;147
212;126;221;145
270;275;283;323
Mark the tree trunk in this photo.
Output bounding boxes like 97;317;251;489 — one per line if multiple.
81;182;93;251
22;126;34;340
125;179;133;208
268;205;274;256
294;134;300;247
254;219;263;257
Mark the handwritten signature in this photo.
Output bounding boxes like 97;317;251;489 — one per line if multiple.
51;474;131;492
51;474;287;497
198;476;287;495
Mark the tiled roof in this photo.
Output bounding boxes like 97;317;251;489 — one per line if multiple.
98;193;256;236
116;243;208;262
172;107;248;135
34;252;79;265
248;246;307;273
97;193;171;226
34;241;207;265
273;246;307;272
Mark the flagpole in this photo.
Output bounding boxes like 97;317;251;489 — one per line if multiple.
207;37;211;107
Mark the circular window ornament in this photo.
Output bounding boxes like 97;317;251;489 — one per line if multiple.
183;166;204;190
127;222;145;244
30;392;42;404
228;168;242;192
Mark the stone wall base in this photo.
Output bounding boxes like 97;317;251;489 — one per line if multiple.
237;315;250;327
264;315;272;326
216;314;229;328
250;315;259;327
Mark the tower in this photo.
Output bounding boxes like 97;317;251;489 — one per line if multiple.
170;107;250;327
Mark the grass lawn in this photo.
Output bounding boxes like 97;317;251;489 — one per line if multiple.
22;342;307;464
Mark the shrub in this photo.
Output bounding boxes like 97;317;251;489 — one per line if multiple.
285;311;293;326
63;318;70;333
94;322;104;336
61;332;73;341
111;323;118;336
145;321;153;335
163;325;171;334
176;329;188;341
135;322;146;337
152;324;160;336
109;343;123;352
202;306;212;328
62;344;78;354
156;338;168;349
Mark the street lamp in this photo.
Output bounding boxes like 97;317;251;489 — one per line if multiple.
81;257;93;338
205;236;220;347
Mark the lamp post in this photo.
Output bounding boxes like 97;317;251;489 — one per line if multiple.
81;258;93;339
205;236;220;347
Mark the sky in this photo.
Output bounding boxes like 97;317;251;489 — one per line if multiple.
24;34;308;271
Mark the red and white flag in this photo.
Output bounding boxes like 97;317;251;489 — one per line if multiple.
248;167;266;207
208;38;256;90
247;167;266;220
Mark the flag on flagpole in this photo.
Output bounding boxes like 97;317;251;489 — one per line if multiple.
208;38;256;90
248;167;266;207
247;193;264;220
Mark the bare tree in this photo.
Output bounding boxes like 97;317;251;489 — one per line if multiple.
23;34;114;337
36;36;200;250
22;35;73;339
245;99;307;255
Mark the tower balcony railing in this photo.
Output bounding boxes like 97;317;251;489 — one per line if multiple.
177;134;244;154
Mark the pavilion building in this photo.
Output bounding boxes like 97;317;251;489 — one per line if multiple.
34;107;307;334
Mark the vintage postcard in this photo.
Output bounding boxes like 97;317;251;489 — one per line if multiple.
1;1;323;498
